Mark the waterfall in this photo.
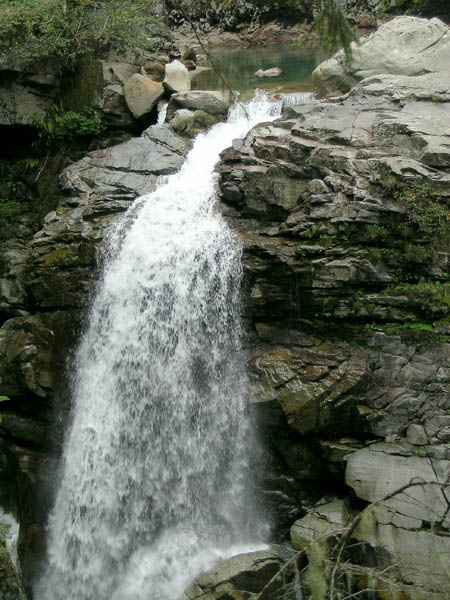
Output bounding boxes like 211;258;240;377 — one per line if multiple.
281;91;315;109
35;92;284;600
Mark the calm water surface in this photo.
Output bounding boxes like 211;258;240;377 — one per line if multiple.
194;44;327;97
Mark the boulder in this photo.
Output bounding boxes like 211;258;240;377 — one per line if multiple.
355;507;450;599
345;443;450;526
180;551;283;600
313;16;450;97
167;90;232;118
290;499;353;551
254;67;282;77
165;90;233;137
123;73;164;120
163;59;191;94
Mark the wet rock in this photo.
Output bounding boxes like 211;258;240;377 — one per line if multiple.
166;90;233;137
0;532;26;600
250;344;368;436
218;22;450;593
167;90;232;118
180;551;283;600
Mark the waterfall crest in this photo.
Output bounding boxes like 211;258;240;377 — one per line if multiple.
35;92;284;600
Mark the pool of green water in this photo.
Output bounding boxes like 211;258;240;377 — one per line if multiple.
193;44;327;98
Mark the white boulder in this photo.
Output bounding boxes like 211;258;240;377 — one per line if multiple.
163;59;191;94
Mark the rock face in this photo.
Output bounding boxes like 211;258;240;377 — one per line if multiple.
0;61;61;126
180;551;284;600
0;534;26;600
218;53;450;596
313;16;450;96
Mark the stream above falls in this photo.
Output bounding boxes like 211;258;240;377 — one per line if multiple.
193;43;327;98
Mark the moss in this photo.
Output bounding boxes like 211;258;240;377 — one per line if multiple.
383;280;450;319
364;321;450;345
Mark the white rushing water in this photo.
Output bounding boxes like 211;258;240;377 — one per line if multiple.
35;92;285;600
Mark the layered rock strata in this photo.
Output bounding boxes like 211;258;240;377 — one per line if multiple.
218;65;450;597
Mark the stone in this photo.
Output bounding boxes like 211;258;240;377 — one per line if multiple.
290;499;352;551
169;109;196;135
0;316;54;398
0;533;26;600
123;73;164;120
217;36;450;597
180;551;283;600
407;423;428;446
345;444;450;525
181;46;196;64
313;16;450;97
166;91;233;137
167;90;232;118
0;241;30;318
254;67;282;77
354;505;450;599
163;59;191;94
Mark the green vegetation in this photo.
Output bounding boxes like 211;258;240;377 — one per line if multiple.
33;106;105;154
307;0;359;62
396;183;450;246
363;321;450;345
0;0;158;66
385;279;450;314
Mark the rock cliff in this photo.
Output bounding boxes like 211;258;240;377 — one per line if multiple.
218;21;450;597
0;10;450;599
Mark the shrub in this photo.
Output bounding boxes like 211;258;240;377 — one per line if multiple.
0;0;158;67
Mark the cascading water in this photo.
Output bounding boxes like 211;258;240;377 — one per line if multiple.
35;92;285;600
281;91;315;109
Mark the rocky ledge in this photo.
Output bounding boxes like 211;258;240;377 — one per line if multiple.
218;19;450;598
